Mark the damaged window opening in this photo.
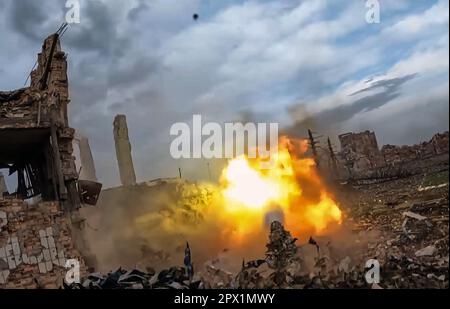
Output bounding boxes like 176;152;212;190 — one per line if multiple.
0;129;58;200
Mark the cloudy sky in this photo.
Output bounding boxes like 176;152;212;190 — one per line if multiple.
0;0;448;188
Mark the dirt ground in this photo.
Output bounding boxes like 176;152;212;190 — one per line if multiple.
330;167;449;288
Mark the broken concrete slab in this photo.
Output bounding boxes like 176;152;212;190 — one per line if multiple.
415;245;437;257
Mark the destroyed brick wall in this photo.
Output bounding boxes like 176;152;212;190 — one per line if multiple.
382;131;449;165
0;197;86;288
0;33;94;288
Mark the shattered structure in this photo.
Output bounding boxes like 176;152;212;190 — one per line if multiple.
0;33;79;207
381;131;449;165
338;130;449;180
1;33;93;288
338;131;385;177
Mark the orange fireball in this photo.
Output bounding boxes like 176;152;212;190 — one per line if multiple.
219;136;342;239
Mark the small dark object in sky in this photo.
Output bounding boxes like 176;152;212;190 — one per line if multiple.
193;13;199;21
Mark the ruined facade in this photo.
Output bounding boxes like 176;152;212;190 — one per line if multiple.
382;131;449;165
338;131;385;177
338;130;449;179
0;33;79;208
1;33;91;288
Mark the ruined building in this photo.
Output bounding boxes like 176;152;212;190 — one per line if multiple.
382;131;449;165
1;33;96;288
337;130;449;179
338;131;385;177
0;33;78;206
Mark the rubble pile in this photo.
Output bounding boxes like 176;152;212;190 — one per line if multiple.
65;213;448;289
342;169;449;288
227;219;447;289
66;266;201;289
66;243;202;289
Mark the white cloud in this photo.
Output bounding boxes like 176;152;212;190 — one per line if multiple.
289;0;449;124
381;0;448;41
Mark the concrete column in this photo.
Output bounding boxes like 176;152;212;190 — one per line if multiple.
74;135;98;182
113;115;136;186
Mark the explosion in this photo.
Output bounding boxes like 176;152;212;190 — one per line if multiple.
131;136;343;269
219;136;342;240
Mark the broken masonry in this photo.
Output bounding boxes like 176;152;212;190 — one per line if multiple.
0;33;100;287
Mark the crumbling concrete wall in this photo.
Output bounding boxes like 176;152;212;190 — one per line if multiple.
113;114;136;186
0;197;86;288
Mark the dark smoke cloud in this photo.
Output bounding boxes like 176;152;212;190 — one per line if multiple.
287;73;418;136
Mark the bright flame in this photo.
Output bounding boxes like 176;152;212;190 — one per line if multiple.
220;136;342;239
223;157;281;209
132;136;343;268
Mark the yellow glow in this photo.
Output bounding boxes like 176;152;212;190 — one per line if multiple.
133;136;343;259
219;136;342;239
223;157;281;209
